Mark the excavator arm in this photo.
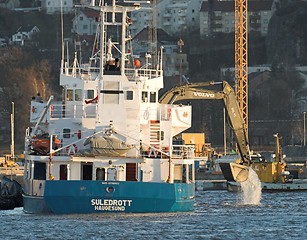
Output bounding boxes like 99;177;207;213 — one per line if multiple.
159;81;251;182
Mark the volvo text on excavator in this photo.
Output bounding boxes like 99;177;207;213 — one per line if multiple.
159;81;251;182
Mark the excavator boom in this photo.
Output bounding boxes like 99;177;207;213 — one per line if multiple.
159;81;251;182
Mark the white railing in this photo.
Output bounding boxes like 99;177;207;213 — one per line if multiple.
125;68;163;81
171;144;195;159
50;103;96;119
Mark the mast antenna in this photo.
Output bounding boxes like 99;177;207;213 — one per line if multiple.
60;0;64;71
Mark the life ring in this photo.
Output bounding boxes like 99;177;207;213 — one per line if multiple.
66;144;78;155
143;110;149;120
167;108;172;118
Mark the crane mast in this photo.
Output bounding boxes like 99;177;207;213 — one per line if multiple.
235;0;248;137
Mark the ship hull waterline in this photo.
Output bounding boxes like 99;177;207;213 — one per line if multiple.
23;181;195;214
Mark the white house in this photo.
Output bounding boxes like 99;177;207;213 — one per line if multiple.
41;0;73;14
132;27;188;77
130;0;203;37
0;0;20;10
11;25;40;45
72;8;99;36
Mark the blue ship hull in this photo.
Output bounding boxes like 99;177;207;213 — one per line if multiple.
23;181;195;214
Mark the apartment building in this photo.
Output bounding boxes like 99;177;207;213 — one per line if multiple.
200;0;273;38
130;0;203;37
41;0;73;14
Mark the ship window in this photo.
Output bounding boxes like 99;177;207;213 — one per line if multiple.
126;91;133;100
87;90;94;99
75;89;82;101
63;128;71;138
159;131;164;141
82;163;93;180
150;92;156;103
34;162;46;180
96;168;105;180
60;165;67;180
67;89;73;101
141;91;148;102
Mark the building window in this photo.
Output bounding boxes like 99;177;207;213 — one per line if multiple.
83;25;88;30
192;9;194;13
79;16;83;21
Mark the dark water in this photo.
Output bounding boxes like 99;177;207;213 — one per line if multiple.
1;191;306;240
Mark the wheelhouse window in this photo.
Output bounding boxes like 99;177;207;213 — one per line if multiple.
75;89;82;101
66;89;73;101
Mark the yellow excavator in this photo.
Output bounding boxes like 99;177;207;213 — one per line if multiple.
159;81;251;182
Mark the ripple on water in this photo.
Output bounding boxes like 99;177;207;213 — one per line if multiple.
0;191;306;239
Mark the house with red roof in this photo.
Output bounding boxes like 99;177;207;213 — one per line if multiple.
72;8;99;36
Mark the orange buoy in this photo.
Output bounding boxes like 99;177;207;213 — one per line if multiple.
134;59;141;68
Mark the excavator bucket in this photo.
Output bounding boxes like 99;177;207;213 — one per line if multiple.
219;162;249;183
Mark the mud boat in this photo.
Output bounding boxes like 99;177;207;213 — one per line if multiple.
23;1;195;214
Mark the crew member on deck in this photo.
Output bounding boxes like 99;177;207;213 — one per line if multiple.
35;93;43;103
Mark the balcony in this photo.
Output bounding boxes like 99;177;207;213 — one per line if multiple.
178;12;187;17
163;13;172;18
212;15;222;20
250;14;261;20
212;23;222;28
250;22;261;28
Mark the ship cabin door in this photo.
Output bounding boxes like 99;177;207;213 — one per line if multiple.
82;163;93;180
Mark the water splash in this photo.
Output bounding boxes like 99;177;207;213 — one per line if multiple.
239;167;262;205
